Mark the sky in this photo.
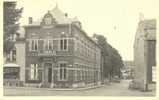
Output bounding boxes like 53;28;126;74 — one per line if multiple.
15;0;159;61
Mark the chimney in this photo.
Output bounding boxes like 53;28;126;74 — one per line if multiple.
139;12;144;21
65;13;68;17
28;17;33;24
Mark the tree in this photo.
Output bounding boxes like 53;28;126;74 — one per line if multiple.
3;1;23;53
110;47;123;78
93;34;124;81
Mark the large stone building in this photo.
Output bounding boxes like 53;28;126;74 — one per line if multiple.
15;5;101;88
133;19;156;91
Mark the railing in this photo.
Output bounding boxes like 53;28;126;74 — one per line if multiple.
38;50;56;56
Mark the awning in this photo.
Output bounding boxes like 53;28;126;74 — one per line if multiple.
4;63;20;68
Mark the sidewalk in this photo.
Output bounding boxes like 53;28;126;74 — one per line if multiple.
4;80;156;96
4;84;104;91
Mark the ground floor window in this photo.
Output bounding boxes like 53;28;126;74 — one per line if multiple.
79;70;83;81
59;63;67;81
74;70;77;81
3;67;20;79
30;64;38;80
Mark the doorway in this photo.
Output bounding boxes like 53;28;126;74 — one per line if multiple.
44;63;52;84
48;68;52;83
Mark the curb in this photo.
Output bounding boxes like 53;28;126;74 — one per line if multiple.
4;85;105;91
48;85;105;91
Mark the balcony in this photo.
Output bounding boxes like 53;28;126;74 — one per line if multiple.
38;50;56;56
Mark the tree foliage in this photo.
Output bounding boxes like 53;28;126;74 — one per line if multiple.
93;34;124;80
3;1;23;53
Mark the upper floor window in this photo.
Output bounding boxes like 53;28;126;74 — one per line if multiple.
44;39;53;50
60;38;68;51
30;39;38;51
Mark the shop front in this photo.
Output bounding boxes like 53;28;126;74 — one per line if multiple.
3;63;23;86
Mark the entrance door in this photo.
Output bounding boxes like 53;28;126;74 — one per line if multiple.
48;68;52;83
44;63;52;84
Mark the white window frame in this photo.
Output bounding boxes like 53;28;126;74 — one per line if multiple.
58;62;68;81
43;39;53;50
30;64;38;80
75;68;78;81
29;39;38;51
59;38;68;51
80;70;83;81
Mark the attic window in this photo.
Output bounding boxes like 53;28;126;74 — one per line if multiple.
42;11;56;26
44;15;53;25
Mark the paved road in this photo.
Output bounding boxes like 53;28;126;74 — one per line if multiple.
4;80;155;96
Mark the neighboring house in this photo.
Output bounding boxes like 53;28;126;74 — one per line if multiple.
3;31;25;87
133;19;156;91
15;5;101;88
3;44;21;86
3;24;25;87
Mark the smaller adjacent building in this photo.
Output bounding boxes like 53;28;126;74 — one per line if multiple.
3;63;23;86
133;19;156;91
3;45;22;86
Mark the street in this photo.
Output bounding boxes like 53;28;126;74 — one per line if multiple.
4;80;155;96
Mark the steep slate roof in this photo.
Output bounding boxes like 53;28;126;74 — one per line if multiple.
28;5;79;26
50;5;78;24
22;5;100;48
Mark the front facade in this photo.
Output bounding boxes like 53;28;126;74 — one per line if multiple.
16;6;101;88
133;19;156;91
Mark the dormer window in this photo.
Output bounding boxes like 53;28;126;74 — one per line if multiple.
41;11;56;26
44;17;52;25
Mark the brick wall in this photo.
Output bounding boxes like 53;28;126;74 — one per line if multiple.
23;23;101;88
